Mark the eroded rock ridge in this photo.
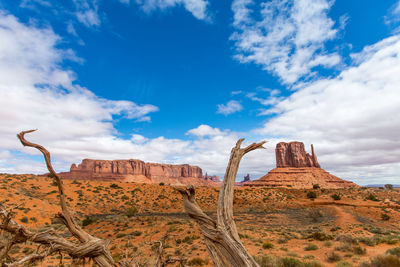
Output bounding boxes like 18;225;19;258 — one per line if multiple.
59;159;220;186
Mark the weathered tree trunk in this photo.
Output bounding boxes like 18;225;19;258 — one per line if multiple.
178;139;266;267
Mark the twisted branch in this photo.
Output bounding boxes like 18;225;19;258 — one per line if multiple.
178;139;266;267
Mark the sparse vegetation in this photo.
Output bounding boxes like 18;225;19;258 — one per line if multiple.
307;191;317;199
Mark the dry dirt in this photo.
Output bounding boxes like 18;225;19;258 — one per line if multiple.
1;173;400;266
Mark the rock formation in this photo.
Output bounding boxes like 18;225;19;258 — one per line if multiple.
246;142;358;189
276;142;320;168
58;159;220;186
242;174;251;183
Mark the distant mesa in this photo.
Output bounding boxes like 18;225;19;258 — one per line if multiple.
58;159;220;186
246;141;358;189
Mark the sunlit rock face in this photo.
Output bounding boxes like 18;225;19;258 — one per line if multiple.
59;159;220;186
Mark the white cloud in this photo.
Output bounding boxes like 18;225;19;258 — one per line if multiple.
216;100;243;115
135;0;210;21
254;34;400;184
246;88;284;111
74;0;101;27
186;125;225;137
231;0;341;84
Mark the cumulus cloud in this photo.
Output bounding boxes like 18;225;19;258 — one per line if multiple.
231;0;342;84
186;125;225;137
216;100;243;115
254;34;400;184
135;0;210;21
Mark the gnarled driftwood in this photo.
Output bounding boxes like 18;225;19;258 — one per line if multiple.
178;138;266;267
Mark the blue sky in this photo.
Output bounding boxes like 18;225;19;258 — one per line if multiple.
0;0;399;185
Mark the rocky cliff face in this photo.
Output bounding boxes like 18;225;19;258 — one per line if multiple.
245;142;358;189
59;159;218;186
276;142;320;168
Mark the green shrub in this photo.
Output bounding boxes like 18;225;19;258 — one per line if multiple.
20;216;28;223
130;230;142;236
159;182;165;186
370;254;400;266
365;194;379;201
386;247;400;257
281;257;303;267
313;184;320;189
326;251;341;262
307;191;317;199
308;232;334;241
304;243;318;251
109;183;121;189
381;213;390;221
336;261;353;267
263;242;274;249
331;194;341;201
82;216;95;226
188;257;205;266
126;205;138;218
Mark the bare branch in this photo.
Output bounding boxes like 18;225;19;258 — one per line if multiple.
178;138;265;267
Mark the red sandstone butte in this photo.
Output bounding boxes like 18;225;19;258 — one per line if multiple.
246;141;358;189
58;159;220;186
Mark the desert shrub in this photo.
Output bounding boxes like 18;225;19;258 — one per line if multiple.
159;182;165;186
369;254;400;266
336;235;358;244
352;245;366;255
331;194;342;201
282;257;304;267
381;213;390;221
126;205;138;218
304;243;318;251
263;242;274;249
308;232;333;241
188;257;205;266
307;191;317;199
109;183;121;189
130;230;142;236
304;261;322;267
116;233;126;238
386;247;400;257
365;194;379;201
313;184;320;189
82;216;96;226
336;261;353;267
326;251;341;262
20;216;28;223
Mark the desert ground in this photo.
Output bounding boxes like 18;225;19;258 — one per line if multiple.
1;173;400;266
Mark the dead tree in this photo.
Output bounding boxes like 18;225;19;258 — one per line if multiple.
178;139;266;267
0;130;115;266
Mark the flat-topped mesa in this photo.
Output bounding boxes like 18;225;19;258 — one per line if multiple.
60;159;219;186
276;142;320;168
